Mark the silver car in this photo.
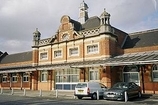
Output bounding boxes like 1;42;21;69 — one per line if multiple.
103;82;142;101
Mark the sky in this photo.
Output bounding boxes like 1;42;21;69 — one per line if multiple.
0;0;158;54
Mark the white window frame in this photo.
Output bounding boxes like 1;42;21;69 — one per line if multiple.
23;73;29;82
56;69;79;83
54;50;62;58
2;74;7;83
40;52;48;60
152;64;158;82
86;43;99;54
89;67;99;81
69;47;79;56
41;71;48;82
12;73;17;82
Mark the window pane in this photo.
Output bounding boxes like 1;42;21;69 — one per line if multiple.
87;44;98;53
2;75;7;82
23;73;29;82
153;72;158;81
152;65;158;82
40;52;47;59
56;84;62;89
64;84;70;90
72;84;76;90
41;71;47;82
90;71;94;80
55;69;79;83
89;69;99;81
69;48;78;56
54;50;61;58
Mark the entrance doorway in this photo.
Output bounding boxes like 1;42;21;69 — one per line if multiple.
123;65;140;86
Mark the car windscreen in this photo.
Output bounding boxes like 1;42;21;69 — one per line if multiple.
112;82;128;89
76;83;87;88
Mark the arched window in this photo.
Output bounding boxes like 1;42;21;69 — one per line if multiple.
123;65;140;85
123;65;139;72
152;64;158;82
40;71;48;82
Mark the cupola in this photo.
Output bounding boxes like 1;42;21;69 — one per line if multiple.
33;28;41;46
79;0;89;24
100;8;110;25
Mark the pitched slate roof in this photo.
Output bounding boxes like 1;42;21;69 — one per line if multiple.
70;19;82;31
0;51;3;58
82;16;100;30
123;29;158;49
0;51;32;64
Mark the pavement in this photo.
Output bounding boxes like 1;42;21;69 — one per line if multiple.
0;89;158;100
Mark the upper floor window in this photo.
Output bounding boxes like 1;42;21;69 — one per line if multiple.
152;64;158;82
40;52;48;60
69;48;78;56
54;50;62;58
87;44;98;54
41;71;48;82
89;67;99;81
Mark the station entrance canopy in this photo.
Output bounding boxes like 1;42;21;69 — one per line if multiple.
104;51;158;66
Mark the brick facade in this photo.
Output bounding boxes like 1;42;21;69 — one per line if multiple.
0;1;158;94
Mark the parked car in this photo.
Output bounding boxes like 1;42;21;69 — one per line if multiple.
103;82;141;101
74;82;107;100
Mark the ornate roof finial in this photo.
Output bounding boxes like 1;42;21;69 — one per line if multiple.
33;28;41;35
104;8;106;11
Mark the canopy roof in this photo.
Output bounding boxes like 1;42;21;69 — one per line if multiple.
105;51;158;66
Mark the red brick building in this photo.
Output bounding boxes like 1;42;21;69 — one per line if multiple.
0;1;158;94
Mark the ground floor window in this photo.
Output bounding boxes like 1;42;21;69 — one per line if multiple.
40;71;48;82
152;64;158;82
89;67;99;81
55;68;79;90
23;73;29;82
2;74;7;83
12;73;17;82
56;83;77;90
123;65;140;85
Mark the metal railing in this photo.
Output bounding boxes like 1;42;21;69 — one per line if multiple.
0;88;75;99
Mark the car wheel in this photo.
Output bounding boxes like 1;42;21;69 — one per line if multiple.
77;96;83;99
91;93;97;100
138;92;142;98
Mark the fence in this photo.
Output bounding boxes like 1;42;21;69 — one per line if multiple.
0;88;75;99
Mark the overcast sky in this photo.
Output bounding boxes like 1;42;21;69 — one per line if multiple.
0;0;158;54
